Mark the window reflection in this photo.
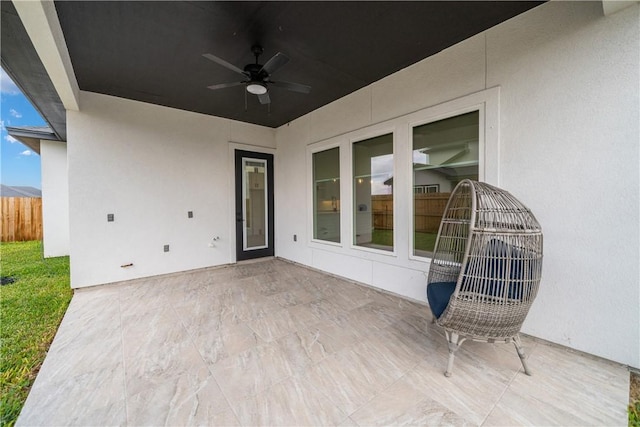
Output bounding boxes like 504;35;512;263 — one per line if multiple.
412;111;479;257
353;133;394;251
313;147;340;243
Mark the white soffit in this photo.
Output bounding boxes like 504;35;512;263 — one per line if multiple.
12;0;79;111
601;0;639;16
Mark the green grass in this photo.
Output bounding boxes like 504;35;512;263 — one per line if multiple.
0;241;72;427
630;401;639;427
370;229;438;253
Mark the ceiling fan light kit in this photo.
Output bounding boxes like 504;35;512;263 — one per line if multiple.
246;82;267;95
203;44;311;107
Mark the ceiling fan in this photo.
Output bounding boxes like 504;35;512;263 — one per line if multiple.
203;45;311;105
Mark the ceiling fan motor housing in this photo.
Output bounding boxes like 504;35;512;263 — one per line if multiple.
203;43;310;105
244;63;268;81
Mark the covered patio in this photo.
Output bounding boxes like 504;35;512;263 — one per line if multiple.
17;258;628;426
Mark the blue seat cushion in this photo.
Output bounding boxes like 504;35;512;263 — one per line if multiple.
427;281;456;319
480;239;525;299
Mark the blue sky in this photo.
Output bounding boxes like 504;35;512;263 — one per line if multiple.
1;68;47;189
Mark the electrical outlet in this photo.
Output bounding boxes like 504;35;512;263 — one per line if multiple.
188;211;193;218
164;244;170;252
107;213;114;222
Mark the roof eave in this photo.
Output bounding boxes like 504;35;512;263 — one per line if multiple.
6;125;60;155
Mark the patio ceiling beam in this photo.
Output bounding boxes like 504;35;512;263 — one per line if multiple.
11;0;79;111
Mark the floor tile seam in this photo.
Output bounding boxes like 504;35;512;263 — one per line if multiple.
27;357;127;394
395;374;478;425
117;288;130;426
352;325;427;365
381;313;439;343
343;366;431;422
313;319;367;355
304;339;423;417
292;353;361;414
217;361;298;425
277;325;340;371
192;337;244;426
500;376;628;426
479;388;593;427
168;302;218;380
287;374;352;424
478;361;523;427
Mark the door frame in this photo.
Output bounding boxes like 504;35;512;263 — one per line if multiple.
234;149;275;261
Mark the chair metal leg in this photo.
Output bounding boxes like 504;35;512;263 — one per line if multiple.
444;331;466;377
513;334;532;376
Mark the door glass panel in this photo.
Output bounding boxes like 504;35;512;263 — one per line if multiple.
243;158;268;250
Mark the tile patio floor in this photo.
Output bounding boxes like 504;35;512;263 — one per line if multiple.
17;258;629;426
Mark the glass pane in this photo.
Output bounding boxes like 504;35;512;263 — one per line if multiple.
412;111;479;257
243;158;267;250
313;147;340;243
353;133;394;251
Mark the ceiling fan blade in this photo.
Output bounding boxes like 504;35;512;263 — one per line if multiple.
260;52;289;75
207;81;245;90
271;80;312;94
202;53;248;77
257;92;271;105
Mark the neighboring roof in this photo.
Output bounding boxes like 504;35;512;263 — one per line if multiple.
2;1;544;130
5;125;58;155
0;184;42;198
0;1;66;141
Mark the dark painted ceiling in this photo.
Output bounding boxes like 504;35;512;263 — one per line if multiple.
7;1;545;132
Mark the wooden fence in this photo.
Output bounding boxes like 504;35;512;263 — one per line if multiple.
1;197;43;242
372;193;450;233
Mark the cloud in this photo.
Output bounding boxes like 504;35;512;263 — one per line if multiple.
9;108;22;118
19;150;32;156
5;135;18;143
0;68;20;95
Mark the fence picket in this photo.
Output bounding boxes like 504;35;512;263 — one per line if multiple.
1;197;43;242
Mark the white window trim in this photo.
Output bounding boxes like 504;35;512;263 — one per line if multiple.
307;139;344;247
407;87;500;262
305;87;500;267
348;127;399;257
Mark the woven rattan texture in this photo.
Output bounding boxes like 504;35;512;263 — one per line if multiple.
428;180;543;341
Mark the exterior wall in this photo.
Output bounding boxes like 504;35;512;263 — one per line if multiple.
40;140;70;257
274;2;640;367
68;91;275;288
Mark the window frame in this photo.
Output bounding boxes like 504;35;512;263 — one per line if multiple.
407;104;489;262
310;145;342;245
304;87;500;265
349;129;397;256
308;141;344;248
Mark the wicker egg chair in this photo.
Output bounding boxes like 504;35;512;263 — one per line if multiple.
426;180;543;377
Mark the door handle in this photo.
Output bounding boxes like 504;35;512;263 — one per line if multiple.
236;215;245;222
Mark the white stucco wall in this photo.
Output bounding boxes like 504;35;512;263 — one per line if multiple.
40;139;70;257
274;2;640;367
63;2;639;367
67;91;275;288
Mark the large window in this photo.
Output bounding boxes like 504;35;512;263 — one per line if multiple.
353;133;394;252
412;111;479;257
313;147;340;243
